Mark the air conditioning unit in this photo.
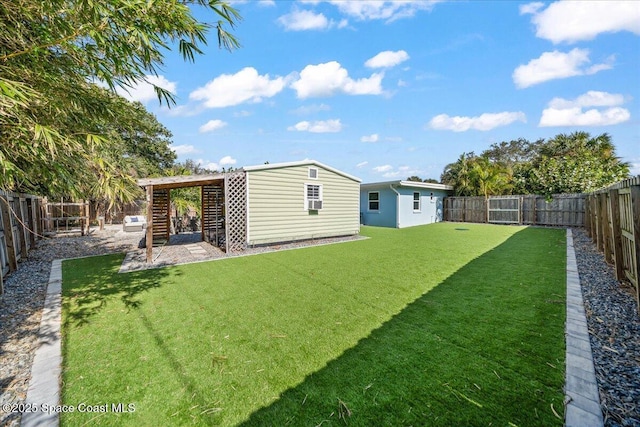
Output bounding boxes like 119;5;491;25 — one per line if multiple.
308;200;323;210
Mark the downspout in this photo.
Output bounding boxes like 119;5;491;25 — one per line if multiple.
390;184;401;228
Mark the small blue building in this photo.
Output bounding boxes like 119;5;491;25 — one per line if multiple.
360;180;453;228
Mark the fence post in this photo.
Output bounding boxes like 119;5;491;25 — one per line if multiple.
15;196;28;259
609;189;624;282
0;195;18;273
630;185;640;311
600;192;613;264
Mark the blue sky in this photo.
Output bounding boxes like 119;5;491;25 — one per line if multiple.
117;0;640;182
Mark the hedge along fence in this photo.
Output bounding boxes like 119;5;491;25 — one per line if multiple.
585;176;640;312
0;190;44;295
444;193;586;227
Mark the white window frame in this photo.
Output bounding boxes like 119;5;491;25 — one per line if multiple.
304;183;323;210
413;191;421;212
368;191;380;211
308;167;318;179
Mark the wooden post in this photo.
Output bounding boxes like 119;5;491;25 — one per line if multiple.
600;192;612;264
519;196;523;225
609;189;624;281
201;186;206;242
462;197;466;223
630;185;640;311
27;198;36;248
596;193;604;252
15;196;28;259
146;185;154;263
84;200;90;235
0;194;17;272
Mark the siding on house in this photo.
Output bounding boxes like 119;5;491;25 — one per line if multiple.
360;181;453;228
360;186;398;227
245;161;361;246
395;187;447;228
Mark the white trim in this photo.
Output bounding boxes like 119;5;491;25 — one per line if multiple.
245;172;251;244
304;182;323;211
413;191;421;212
244;159;361;183
367;191;380;212
361;180;453;191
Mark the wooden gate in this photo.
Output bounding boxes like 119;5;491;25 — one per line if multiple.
488;196;521;224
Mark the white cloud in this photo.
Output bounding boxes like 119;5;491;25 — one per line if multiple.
373;165;393;173
290;103;331;115
162;104;204;117
170;144;199;155
190;67;286;108
521;1;640;44
429;111;526;132
199;119;228;133
539;108;630;127
205;155;237;171
365;50;410;68
513;48;613;88
287;119;342;133
519;2;544;15
361;134;379;142
116;75;177;103
278;9;329;31
291;61;383;98
629;159;640;176
328;0;440;23
548;90;626;109
219;155;237;166
356;161;369;168
539;90;630;127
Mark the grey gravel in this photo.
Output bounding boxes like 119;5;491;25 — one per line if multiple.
573;228;640;427
1;226;638;427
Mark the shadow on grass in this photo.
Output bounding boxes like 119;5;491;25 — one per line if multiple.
240;227;566;427
62;254;178;328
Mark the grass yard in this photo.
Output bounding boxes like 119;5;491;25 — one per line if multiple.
61;223;566;426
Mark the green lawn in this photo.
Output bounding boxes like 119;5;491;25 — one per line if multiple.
61;223;566;426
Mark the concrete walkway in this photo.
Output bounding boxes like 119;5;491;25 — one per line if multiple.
20;230;605;426
564;229;604;427
21;260;62;427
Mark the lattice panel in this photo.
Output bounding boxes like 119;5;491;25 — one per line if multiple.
224;171;247;252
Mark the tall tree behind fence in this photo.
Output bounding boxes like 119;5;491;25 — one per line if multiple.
444;194;586;227
0;191;43;295
585;176;640;312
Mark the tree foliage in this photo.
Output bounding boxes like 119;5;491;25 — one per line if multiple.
0;0;241;202
515;132;629;195
441;132;630;197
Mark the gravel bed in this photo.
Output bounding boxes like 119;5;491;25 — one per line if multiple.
573;228;640;427
1;227;638;426
0;227;140;427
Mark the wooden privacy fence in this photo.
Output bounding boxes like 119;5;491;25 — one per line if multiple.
444;194;586;227
585;176;640;311
0;190;43;295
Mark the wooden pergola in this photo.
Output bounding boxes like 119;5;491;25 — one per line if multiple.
137;171;247;263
